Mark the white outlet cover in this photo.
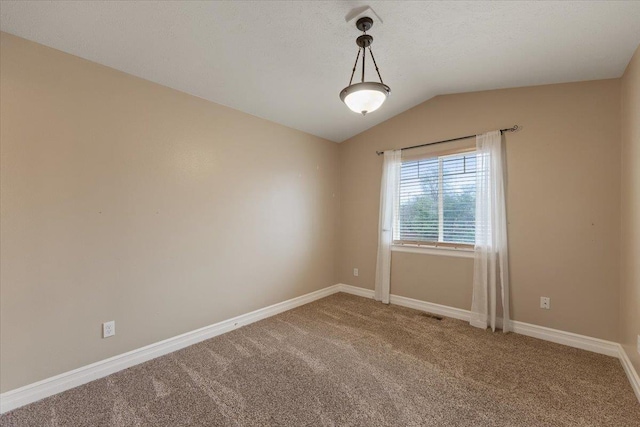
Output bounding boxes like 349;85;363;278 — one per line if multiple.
353;268;359;277
103;321;115;338
540;297;551;309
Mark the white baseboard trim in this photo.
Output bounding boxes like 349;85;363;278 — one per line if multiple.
0;284;342;414
618;344;640;403
509;320;620;357
389;293;472;322
338;284;375;299
3;283;638;412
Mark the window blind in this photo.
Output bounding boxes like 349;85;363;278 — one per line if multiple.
394;151;477;246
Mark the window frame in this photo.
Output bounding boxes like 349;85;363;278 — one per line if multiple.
393;147;477;251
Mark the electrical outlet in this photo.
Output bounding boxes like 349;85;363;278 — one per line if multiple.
103;321;115;338
540;297;551;310
637;335;640;356
353;268;359;277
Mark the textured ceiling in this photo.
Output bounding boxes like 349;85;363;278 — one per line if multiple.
1;1;640;142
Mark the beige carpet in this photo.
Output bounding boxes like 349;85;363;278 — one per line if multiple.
1;293;639;426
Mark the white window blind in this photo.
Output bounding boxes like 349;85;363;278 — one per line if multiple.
394;151;477;246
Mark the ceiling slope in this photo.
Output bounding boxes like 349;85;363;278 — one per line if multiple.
2;1;640;142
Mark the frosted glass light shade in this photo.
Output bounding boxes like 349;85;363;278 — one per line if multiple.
340;82;390;115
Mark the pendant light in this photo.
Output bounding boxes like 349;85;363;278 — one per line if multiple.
340;17;390;116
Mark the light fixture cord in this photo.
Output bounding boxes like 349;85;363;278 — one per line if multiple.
361;44;366;82
368;47;384;84
348;48;361;86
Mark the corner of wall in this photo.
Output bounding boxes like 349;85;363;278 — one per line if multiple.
619;42;640;374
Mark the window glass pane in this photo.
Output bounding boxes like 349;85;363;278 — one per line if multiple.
442;154;476;244
396;152;476;245
397;158;439;242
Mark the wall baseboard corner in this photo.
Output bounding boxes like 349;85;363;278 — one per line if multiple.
617;344;640;403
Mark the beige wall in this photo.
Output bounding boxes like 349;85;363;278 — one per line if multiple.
621;45;640;373
339;80;622;342
0;33;339;392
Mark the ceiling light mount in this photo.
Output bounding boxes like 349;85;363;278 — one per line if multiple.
339;17;390;116
355;17;373;32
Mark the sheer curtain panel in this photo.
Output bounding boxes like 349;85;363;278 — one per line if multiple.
374;150;401;304
470;131;511;332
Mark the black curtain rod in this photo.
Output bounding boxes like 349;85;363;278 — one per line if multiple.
375;125;520;156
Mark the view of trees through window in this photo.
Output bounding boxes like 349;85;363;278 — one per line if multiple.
395;152;476;245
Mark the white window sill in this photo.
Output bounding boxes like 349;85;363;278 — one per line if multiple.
391;244;474;258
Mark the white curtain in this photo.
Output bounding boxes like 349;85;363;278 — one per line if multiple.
374;150;401;304
470;131;511;332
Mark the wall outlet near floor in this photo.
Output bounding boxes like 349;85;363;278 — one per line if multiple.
353;268;359;277
637;335;640;355
103;321;115;338
540;297;551;310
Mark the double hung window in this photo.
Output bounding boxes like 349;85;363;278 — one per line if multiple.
394;151;477;248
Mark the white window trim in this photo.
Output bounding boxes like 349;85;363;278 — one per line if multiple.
391;243;474;258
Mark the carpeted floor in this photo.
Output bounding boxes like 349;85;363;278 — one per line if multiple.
1;293;639;426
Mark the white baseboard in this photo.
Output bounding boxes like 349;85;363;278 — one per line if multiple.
389;293;472;322
509;320;620;357
338;284;375;299
3;283;638;412
618;344;640;403
0;284;342;414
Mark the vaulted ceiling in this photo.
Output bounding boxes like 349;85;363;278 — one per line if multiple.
2;1;640;142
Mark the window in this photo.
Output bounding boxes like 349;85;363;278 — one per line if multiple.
394;150;476;248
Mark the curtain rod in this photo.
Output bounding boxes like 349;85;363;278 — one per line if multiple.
375;125;520;156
